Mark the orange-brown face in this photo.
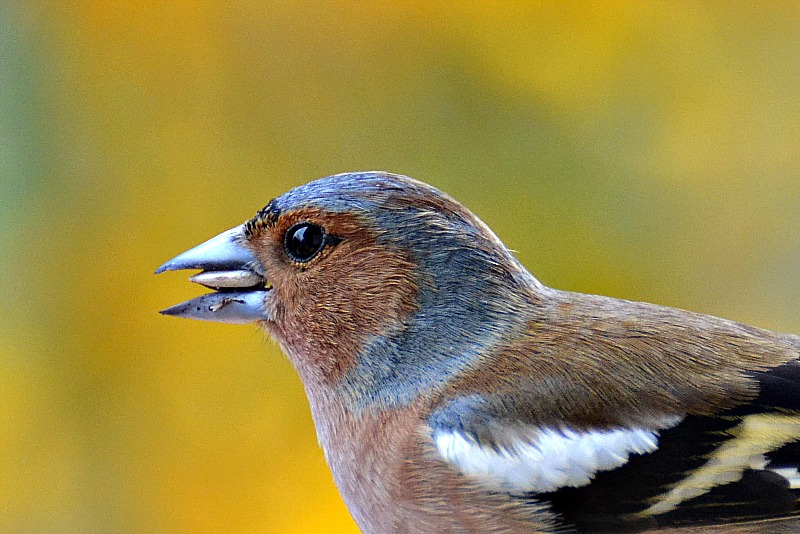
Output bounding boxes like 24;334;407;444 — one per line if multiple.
243;206;420;385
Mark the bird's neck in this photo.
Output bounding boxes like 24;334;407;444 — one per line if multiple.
300;379;420;531
333;269;546;412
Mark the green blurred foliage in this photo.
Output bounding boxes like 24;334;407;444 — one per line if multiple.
2;2;799;533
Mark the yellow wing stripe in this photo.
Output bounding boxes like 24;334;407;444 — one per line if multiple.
639;413;800;517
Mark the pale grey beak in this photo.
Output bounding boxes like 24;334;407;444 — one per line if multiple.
156;225;272;324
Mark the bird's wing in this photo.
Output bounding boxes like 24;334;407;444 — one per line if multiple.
428;359;800;531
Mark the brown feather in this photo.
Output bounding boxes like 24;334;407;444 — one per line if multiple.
444;289;800;428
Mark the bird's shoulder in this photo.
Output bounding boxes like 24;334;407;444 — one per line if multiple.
423;291;800;531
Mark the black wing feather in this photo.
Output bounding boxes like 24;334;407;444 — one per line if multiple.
538;361;800;531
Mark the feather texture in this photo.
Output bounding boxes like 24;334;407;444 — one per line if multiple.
158;172;800;532
433;423;676;493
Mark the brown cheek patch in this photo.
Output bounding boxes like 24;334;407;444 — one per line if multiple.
247;210;419;385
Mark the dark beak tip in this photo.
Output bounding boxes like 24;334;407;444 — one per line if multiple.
154;258;178;274
154;260;190;275
158;303;185;316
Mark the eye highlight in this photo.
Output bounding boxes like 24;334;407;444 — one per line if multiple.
284;222;327;263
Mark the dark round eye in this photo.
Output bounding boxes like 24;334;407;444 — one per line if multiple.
284;222;326;263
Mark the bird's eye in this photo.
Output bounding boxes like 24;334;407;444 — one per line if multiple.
284;222;327;263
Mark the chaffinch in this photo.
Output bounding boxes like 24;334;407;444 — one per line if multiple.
157;172;800;533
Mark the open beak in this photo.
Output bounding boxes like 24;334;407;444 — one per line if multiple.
155;225;272;324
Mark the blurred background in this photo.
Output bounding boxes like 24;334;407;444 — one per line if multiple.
3;2;800;532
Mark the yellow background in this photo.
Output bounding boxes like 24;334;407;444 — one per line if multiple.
3;2;800;532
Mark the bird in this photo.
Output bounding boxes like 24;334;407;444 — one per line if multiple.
156;171;800;533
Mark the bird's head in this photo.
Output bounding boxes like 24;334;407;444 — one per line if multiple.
157;172;540;408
